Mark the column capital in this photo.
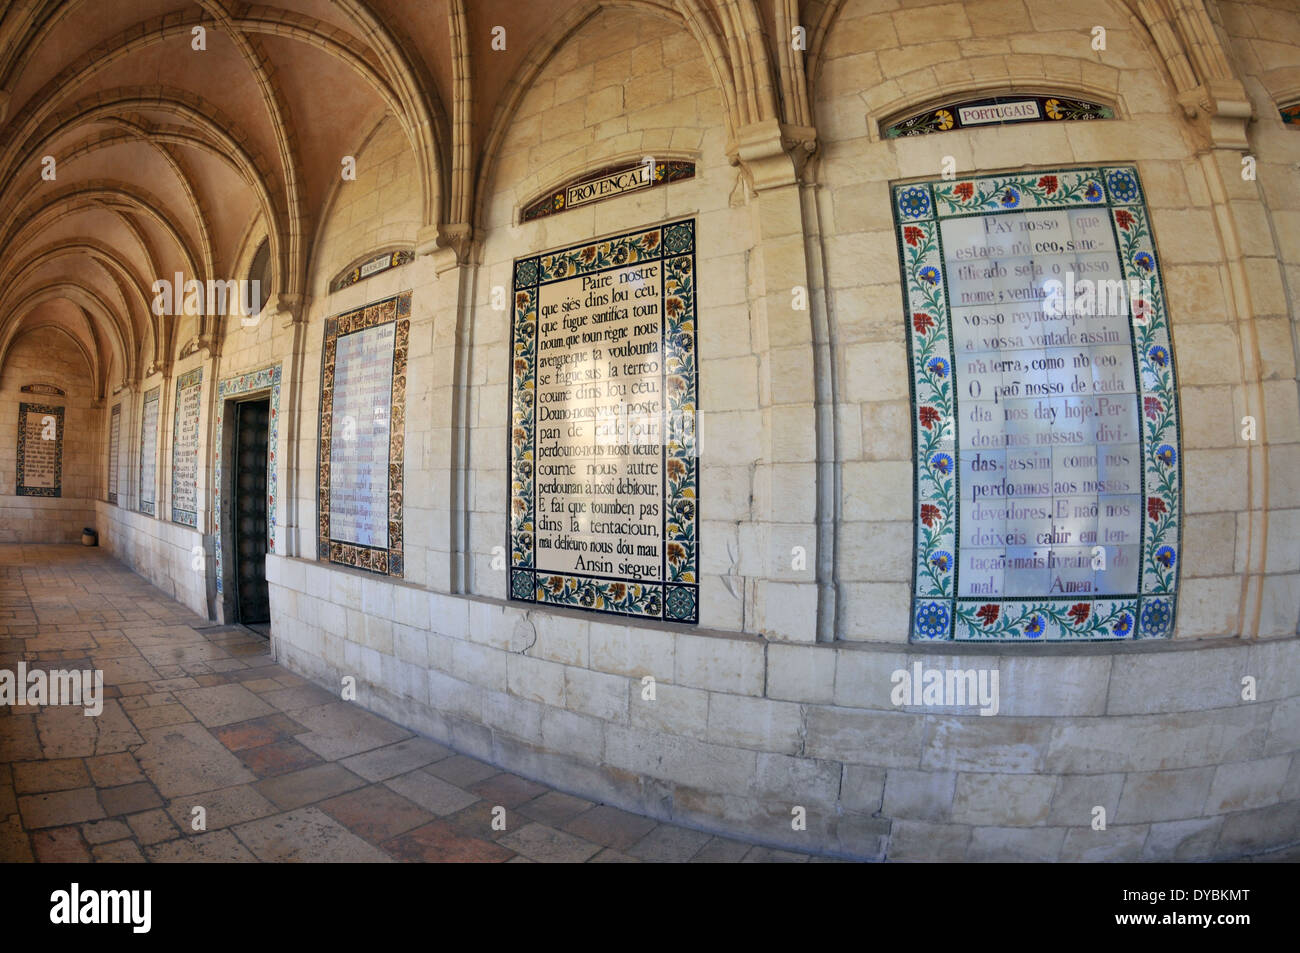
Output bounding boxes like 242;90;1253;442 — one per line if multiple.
1179;78;1253;151
416;223;478;272
732;119;818;191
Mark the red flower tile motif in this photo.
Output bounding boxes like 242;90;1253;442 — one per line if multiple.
1037;175;1059;194
1148;497;1167;521
912;312;934;335
954;182;974;201
918;406;940;430
920;504;941;527
1068;603;1091;626
1115;209;1135;230
904;225;924;246
975;604;999;627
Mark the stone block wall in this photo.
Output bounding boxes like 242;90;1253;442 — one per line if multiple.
0;326;99;542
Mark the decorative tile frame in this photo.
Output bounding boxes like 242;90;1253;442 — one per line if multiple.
107;403;121;504
171;367;203;527
213;364;282;596
884;95;1112;138
509;219;699;623
328;249;415;294
894;166;1182;641
139;386;160;516
317;291;410;577
16;402;63;497
521;161;696;223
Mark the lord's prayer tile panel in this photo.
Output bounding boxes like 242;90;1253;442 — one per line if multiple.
139;386;160;515
15;402;63;497
317;291;409;577
171;367;203;526
509;220;698;623
894;167;1182;642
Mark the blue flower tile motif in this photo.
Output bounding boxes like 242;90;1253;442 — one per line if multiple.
1134;251;1155;272
1155;545;1176;568
1024;614;1044;638
1148;345;1169;368
1113;612;1133;637
927;356;949;378
999;186;1021;208
898;185;933;220
514;258;538;288
663;221;694;255
1140;598;1173;638
915;601;951;640
930;452;953;475
1106;168;1140;203
665;585;697;622
1084;181;1103;202
930;550;952;573
1155;443;1177;467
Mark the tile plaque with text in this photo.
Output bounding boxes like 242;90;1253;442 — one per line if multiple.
509;220;698;622
894;167;1181;641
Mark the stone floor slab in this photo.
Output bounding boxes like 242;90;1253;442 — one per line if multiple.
292;703;413;761
18;787;104;828
340;737;454;782
173;684;276;727
134;723;257;797
384;769;479;817
254;762;366;811
234;807;393;862
381;820;514;863
498;822;602;863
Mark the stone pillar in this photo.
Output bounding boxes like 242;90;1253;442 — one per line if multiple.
416;225;478;592
735;119;826;642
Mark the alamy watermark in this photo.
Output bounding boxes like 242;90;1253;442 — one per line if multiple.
0;662;103;716
891;662;999;716
150;273;262;320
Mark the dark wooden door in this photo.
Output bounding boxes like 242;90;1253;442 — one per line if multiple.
234;398;271;625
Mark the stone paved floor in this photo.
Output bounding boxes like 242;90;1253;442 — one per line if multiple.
0;545;824;863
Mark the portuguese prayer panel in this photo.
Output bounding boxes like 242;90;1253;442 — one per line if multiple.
894;167;1181;641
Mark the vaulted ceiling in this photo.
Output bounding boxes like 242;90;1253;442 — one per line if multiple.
0;0;821;400
0;0;1244;401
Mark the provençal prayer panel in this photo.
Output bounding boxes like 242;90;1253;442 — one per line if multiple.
509;220;699;623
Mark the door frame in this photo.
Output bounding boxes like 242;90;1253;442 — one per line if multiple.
217;388;274;625
212;364;282;624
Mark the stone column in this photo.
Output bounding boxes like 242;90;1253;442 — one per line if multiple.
735;119;828;642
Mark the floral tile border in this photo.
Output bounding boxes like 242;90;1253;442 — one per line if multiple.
213;364;282;596
317;290;410;578
15;402;64;498
171;367;203;527
509;219;698;623
894;166;1182;642
139;386;160;516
